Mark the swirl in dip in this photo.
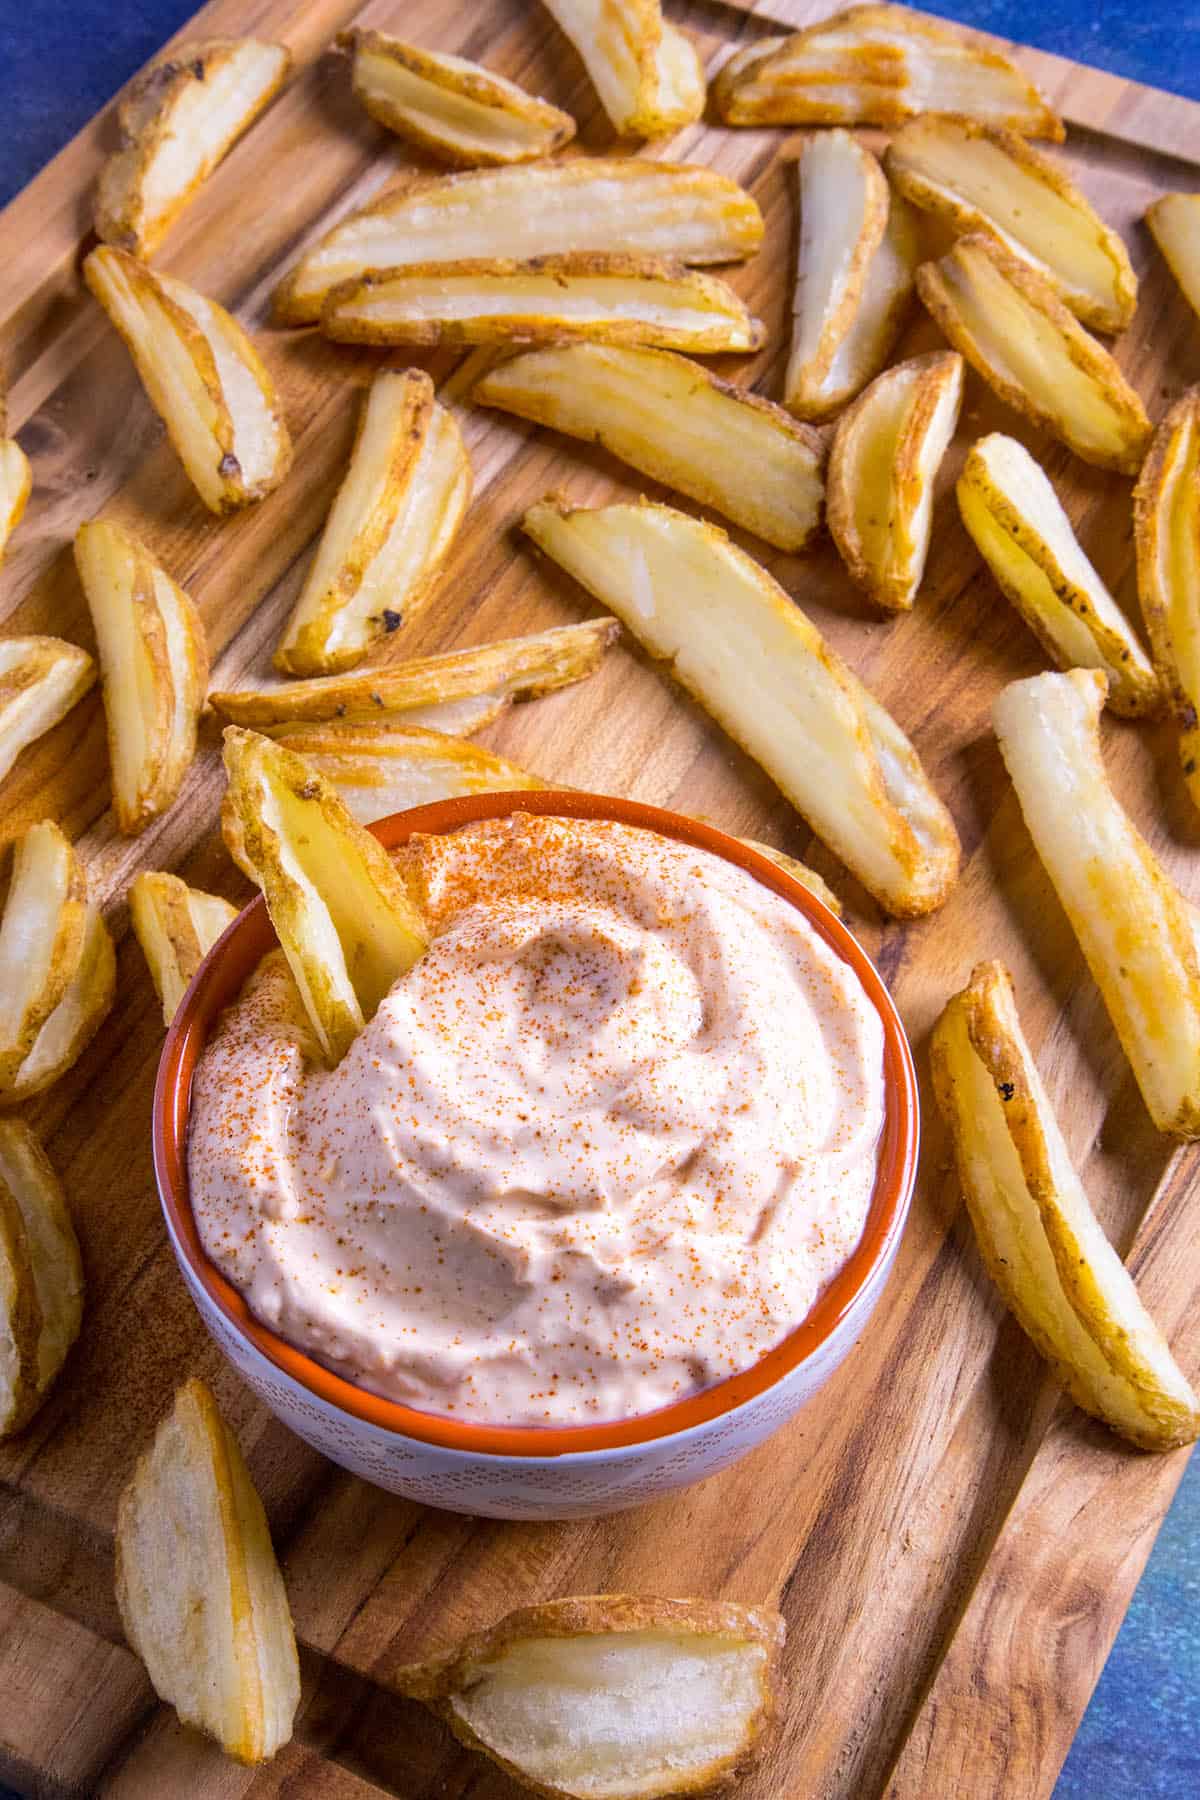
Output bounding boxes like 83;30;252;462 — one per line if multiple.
189;814;886;1427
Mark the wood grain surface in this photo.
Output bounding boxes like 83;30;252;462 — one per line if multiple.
2;3;1198;1796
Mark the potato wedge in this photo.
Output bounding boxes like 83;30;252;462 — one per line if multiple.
275;370;471;677
6;905;116;1104
785;131;888;420
993;669;1200;1137
75;520;209;832
712;4;1063;138
916;235;1151;474
130;872;238;1025
475;344;825;552
0;822;87;1090
0;636;96;785
320;255;765;354
95;38;291;256
738;839;843;917
338;29;575;166
84;247;291;512
887;115;1136;334
394;1594;783;1800
1133;389;1200;804
933;961;1199;1449
538;0;704;137
960;432;1160;716
222;727;429;1065
212;618;618;727
1146;194;1200;326
524;497;960;915
115;1377;299;1763
805;189;920;420
272;161;763;326
0;435;31;563
828;350;963;611
0;1121;83;1439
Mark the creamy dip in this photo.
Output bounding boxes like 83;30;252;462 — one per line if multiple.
189;815;886;1427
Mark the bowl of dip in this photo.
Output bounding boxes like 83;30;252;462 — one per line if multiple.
155;790;918;1520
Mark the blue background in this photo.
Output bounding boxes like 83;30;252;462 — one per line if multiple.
1;5;1197;1796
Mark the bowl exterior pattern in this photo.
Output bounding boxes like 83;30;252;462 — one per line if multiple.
171;1206;901;1520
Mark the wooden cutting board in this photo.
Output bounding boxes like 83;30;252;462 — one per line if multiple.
3;2;1199;1795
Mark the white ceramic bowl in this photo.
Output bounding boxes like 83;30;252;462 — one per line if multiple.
155;791;918;1521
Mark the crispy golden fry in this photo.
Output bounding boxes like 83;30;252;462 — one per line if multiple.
524;497;960;916
828;350;963;611
94;38;291;256
395;1594;783;1800
887;115;1136;334
7;905;116;1104
961;432;1160;716
738;839;842;917
475;344;825;552
84;247;291;512
994;669;1200;1137
1134;389;1200;805
130;871;238;1025
272;161;763;326
0;435;31;563
74;520;209;832
917;235;1151;474
785;130;888;419
0;1120;83;1439
934;961;1199;1449
213;618;618;727
115;1377;299;1763
712;4;1063;137
0;637;96;785
806;189;920;420
275;371;471;677
338;29;575;166
1146;194;1200;326
0;822;87;1091
320;254;765;354
538;0;704;137
222;728;429;1065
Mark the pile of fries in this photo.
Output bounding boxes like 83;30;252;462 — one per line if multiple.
5;0;1200;1784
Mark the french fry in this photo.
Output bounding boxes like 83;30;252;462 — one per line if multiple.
785;131;888;420
960;432;1160;716
0;822;87;1091
0;637;96;785
993;669;1200;1137
523;497;960;915
338;29;575;166
933;961;1199;1450
887;115;1136;334
740;839;843;917
115;1378;300;1763
222;727;430;1065
130;872;238;1025
828;350;963;611
0;1121;83;1438
1134;389;1200;804
1145;194;1200;326
274;370;471;677
474;344;825;552
917;235;1152;474
272;160;763;326
94;38;291;256
211;618;619;727
0;427;31;563
7;905;116;1104
75;520;209;832
320;255;765;354
804;188;920;419
538;0;704;137
84;247;292;512
394;1594;784;1800
712;4;1063;138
